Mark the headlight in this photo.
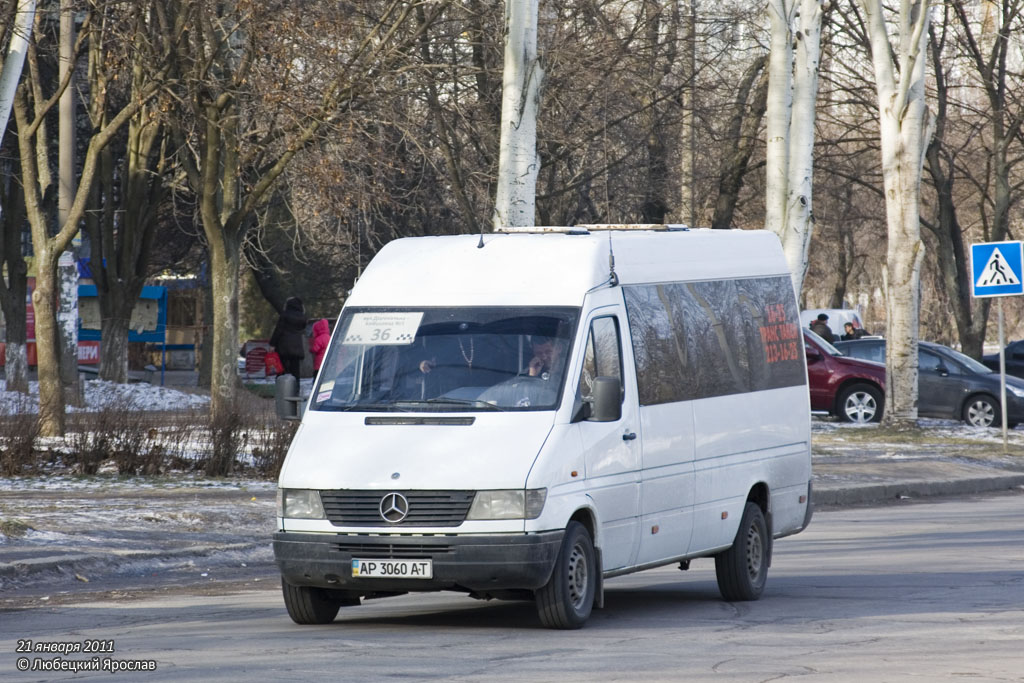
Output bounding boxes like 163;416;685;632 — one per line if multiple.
277;489;325;519
467;489;547;520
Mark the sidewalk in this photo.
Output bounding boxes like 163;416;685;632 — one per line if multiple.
2;440;1024;597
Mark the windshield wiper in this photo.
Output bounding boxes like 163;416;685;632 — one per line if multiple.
316;402;412;413
418;397;506;411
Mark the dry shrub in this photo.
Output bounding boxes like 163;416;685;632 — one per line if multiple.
0;401;41;476
67;398;158;475
251;419;297;478
204;405;245;477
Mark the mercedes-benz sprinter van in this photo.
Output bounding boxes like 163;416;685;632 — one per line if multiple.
274;226;813;629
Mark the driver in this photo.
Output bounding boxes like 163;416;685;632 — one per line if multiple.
527;335;566;380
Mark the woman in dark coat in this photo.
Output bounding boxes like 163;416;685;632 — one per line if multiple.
270;297;307;379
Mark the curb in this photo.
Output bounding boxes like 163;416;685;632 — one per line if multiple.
814;474;1024;507
0;540;272;585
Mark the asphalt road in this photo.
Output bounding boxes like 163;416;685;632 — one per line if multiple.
1;492;1022;682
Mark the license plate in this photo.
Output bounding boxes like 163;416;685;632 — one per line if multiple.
351;558;433;579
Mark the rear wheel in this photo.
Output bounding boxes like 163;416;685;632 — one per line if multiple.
963;394;999;427
837;383;883;423
281;578;357;624
536;521;595;629
715;502;769;602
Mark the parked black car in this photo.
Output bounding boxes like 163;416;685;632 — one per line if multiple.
981;340;1024;379
833;338;1024;427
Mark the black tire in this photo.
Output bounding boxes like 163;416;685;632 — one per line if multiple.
281;578;346;625
715;502;769;602
837;383;884;423
536;521;596;629
963;394;999;428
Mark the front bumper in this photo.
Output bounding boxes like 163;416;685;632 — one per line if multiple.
274;530;564;594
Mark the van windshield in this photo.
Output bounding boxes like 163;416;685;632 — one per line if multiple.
311;307;579;412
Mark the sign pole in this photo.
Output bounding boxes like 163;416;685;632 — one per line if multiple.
999;297;1008;453
970;240;1022;453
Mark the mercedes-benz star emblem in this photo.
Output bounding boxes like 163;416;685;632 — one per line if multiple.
379;492;409;523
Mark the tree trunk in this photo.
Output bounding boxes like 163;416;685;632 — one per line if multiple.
861;0;931;426
711;55;768;230
32;254;66;436
642;130;669;224
208;237;241;420
678;0;697;227
98;296;132;383
0;159;29;394
763;0;793;238
780;0;822;295
57;0;80;404
0;260;29;394
492;0;542;230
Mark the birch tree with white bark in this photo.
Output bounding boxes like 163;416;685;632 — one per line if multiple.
860;0;932;426
0;0;35;394
764;0;823;296
492;0;542;230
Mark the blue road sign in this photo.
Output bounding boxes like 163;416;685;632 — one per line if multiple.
971;241;1024;298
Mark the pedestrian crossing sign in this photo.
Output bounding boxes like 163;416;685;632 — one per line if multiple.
971;241;1024;298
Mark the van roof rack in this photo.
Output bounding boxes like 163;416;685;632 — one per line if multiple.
499;224;694;233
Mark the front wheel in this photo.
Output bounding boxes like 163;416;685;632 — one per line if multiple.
715;502;769;602
536;521;596;629
963;394;999;427
281;578;357;625
837;383;883;423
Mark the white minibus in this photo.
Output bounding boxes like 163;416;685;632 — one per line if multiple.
274;226;813;629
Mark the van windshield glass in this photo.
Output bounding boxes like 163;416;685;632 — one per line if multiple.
311;307;579;412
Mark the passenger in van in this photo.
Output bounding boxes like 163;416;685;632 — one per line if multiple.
840;322;868;341
809;313;834;343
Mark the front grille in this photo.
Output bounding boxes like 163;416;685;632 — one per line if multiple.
330;540;455;557
320;490;475;527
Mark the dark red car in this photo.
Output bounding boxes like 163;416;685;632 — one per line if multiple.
804;328;886;423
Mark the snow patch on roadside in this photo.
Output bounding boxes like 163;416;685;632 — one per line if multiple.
0;379;209;414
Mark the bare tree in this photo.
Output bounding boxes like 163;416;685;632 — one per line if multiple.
85;2;182;382
169;0;448;420
14;1;176;436
764;0;823;295
859;0;932;426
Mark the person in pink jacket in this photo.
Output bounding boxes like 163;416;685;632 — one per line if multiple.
309;319;331;371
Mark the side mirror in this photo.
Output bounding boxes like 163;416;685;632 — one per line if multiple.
591;376;622;422
805;347;822;362
275;374;303;421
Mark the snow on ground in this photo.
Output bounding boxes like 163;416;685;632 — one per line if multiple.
0;379;210;414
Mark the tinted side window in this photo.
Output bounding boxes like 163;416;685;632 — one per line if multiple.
577;316;623;405
849;342;884;364
919;350;943;372
624;276;803;406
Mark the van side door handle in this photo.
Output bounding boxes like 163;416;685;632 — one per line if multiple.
622;431;637;441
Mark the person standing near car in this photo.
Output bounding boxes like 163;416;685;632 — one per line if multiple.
841;322;867;341
309;319;331;372
271;297;307;380
810;313;835;343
